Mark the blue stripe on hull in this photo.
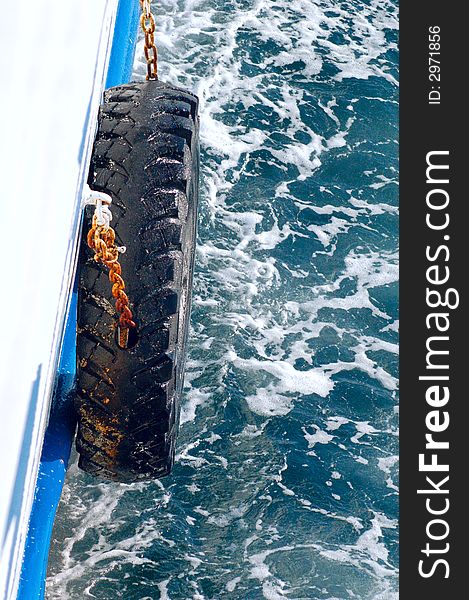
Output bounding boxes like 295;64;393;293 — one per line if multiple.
18;2;139;597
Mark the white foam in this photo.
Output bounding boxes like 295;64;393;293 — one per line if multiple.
226;576;241;592
246;387;294;417
303;425;334;448
351;421;380;445
157;579;171;600
318;511;398;581
229;350;335;417
180;388;211;425
326;417;351;431
377;455;399;475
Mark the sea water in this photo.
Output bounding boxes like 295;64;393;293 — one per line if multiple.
47;0;398;598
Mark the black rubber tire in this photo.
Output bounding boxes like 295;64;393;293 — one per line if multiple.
75;81;199;483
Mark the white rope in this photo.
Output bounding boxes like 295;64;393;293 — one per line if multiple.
82;184;113;228
141;0;152;16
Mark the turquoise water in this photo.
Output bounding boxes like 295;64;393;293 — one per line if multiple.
47;0;398;598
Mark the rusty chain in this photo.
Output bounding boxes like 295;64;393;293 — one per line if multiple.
84;3;159;344
87;215;136;345
140;0;158;80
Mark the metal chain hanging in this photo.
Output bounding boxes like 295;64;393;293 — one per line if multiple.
85;190;136;348
140;0;158;80
84;3;159;346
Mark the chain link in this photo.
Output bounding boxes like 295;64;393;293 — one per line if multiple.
87;215;136;344
140;0;158;80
